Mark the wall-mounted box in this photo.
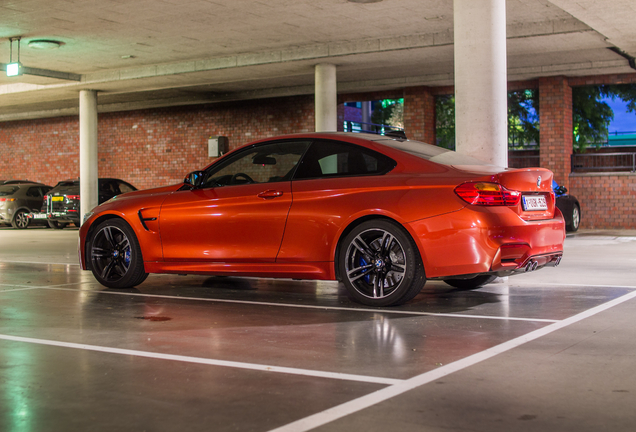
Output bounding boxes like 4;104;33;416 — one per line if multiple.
208;136;229;157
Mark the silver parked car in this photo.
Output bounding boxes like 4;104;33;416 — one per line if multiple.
0;182;52;229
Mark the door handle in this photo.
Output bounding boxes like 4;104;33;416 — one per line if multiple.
257;190;284;199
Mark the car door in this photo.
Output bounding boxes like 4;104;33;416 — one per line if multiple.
159;140;310;263
25;186;44;211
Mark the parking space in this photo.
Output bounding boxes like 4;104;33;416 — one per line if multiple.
1;228;635;431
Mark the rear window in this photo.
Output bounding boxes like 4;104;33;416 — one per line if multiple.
376;138;494;167
0;186;18;196
50;181;79;195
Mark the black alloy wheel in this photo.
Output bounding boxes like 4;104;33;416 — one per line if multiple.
89;219;148;288
11;210;30;229
339;220;426;307
443;274;497;290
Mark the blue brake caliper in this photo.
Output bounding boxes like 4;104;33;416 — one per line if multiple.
359;256;371;283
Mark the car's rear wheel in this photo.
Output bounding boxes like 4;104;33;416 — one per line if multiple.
339;220;426;307
89;219;148;289
11;210;30;229
48;221;68;229
567;204;580;232
443;275;497;290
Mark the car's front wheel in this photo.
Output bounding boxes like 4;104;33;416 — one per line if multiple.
89;219;148;288
339;220;426;307
11;210;30;229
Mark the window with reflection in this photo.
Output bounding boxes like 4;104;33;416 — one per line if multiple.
203;141;311;188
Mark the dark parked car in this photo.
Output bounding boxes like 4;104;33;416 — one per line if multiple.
31;178;137;229
553;180;581;232
0;182;52;229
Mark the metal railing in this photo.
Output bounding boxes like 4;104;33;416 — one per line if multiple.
571;152;636;173
343;121;404;136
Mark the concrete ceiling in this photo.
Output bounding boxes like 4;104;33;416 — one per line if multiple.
0;0;635;121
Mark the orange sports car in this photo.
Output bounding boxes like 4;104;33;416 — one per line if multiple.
79;132;565;306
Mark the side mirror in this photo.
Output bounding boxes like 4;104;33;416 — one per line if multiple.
183;171;205;189
556;186;567;195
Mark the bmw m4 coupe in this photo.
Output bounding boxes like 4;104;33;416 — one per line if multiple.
79;133;565;306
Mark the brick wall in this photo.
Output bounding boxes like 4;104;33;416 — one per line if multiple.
539;76;573;189
569;174;636;229
403;86;435;144
0;96;314;190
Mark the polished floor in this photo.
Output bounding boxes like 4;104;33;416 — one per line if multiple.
1;227;635;432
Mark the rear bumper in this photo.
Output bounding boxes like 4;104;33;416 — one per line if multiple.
407;206;566;279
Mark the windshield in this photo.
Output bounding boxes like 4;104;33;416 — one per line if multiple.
0;186;19;196
375;138;496;167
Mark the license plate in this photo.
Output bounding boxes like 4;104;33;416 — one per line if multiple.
31;213;47;219
522;195;548;211
52;196;64;201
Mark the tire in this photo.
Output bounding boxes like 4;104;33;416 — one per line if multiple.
443;275;497;290
11;210;30;229
48;220;68;229
566;204;580;232
89;218;148;289
338;219;426;307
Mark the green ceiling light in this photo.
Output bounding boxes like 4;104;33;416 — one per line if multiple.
2;36;80;81
6;37;22;77
6;62;22;77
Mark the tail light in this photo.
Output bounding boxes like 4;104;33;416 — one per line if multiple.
455;182;521;206
0;198;15;202
66;195;80;200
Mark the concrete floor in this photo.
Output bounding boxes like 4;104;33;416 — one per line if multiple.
0;227;635;432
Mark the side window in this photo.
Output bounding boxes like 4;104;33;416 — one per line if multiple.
293;140;396;180
27;187;42;197
118;182;136;194
203;141;311;188
102;181;117;195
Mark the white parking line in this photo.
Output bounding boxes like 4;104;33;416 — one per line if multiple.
0;333;402;386
38;286;559;323
0;286;41;292
265;289;636;432
0;260;80;266
510;282;636;289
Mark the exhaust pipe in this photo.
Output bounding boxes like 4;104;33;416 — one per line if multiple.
525;260;538;272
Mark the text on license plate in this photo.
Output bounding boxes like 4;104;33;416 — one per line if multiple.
52;196;64;201
522;195;548;211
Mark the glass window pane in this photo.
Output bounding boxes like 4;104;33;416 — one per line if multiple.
203;141;311;188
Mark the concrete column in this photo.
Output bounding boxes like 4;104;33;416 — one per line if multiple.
79;89;99;226
454;0;508;166
361;101;371;131
315;64;337;132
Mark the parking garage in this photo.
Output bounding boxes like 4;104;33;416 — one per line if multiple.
2;1;636;431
